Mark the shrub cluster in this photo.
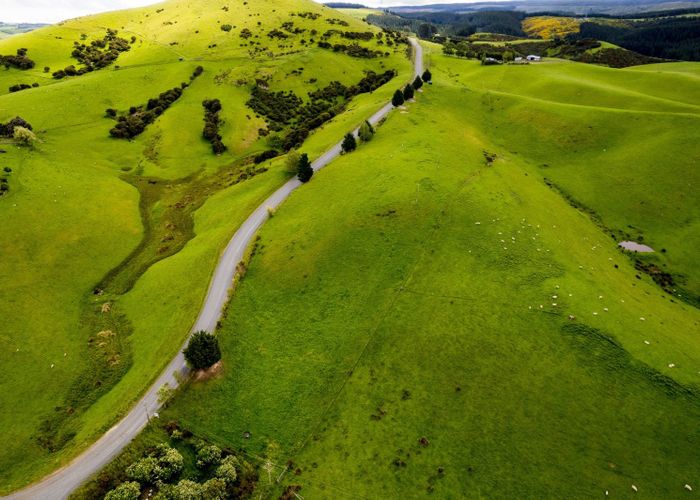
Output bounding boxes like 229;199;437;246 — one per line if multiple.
575;47;662;68
317;41;385;58
346;69;396;95
99;426;258;500
109;87;183;139
191;65;204;78
0;116;32;137
442;40;513;60
0;48;35;70
267;29;288;40
0;166;12;196
109;67;203;139
281;21;305;34
253;150;279;164
296;11;321;20
9;83;38;93
125;444;183;484
247;88;303;127
326;18;350;26
323;30;374;41
247;70;395;151
221;24;233;32
554;37;601;57
53;29;131;79
202;99;227;154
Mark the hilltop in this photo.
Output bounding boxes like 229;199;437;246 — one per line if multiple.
0;0;412;492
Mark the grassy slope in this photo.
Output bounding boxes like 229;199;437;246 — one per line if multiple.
0;0;411;492
437;57;700;301
161;48;700;497
337;8;384;21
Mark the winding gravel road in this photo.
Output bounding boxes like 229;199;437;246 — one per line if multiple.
6;38;423;500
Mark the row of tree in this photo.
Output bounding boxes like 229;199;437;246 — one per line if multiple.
391;71;431;107
248;70;397;153
108;67;204;139
295;70;433;183
177;66;436;411
341;119;375;155
202;99;227;154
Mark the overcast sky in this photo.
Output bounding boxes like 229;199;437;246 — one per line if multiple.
1;0;491;24
2;0;160;23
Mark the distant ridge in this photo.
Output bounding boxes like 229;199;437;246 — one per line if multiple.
388;0;700;15
324;2;369;8
0;22;48;39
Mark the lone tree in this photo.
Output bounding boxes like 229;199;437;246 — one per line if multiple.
422;69;432;83
392;89;405;107
341;132;357;153
358;120;374;142
184;331;221;370
413;75;423;90
403;83;414;101
297;153;313;183
285;148;300;173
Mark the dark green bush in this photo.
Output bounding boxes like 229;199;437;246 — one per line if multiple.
53;29;130;80
184;331;222;370
297;153;313;183
202;99;227;154
0;116;33;137
341;132;357;153
0;48;35;70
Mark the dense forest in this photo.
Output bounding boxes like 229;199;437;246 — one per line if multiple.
578;18;700;61
365;7;700;62
369;10;526;37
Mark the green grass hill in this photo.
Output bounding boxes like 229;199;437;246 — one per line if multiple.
0;0;411;492
154;43;700;498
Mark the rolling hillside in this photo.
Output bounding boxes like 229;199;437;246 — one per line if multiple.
0;0;411;492
150;43;700;498
3;1;699;497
